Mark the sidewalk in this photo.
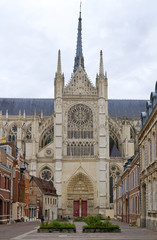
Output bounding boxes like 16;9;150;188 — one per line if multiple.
1;219;157;240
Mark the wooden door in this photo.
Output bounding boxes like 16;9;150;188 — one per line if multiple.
73;201;79;217
81;200;87;217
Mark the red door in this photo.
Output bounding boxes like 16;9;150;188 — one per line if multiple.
73;201;79;217
81;200;87;217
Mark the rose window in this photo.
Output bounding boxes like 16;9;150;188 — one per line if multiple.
40;167;53;181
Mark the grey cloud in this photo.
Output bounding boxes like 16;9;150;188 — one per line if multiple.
0;0;157;99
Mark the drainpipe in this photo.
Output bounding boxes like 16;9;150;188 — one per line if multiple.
138;145;141;226
128;172;130;223
9;168;13;223
122;180;123;222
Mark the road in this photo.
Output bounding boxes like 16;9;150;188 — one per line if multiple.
0;220;157;240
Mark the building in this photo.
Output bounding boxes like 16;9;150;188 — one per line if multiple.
29;176;57;221
0;145;13;223
114;154;140;226
24;160;29;219
11;149;26;221
0;142;30;223
140;82;157;231
0;10;146;217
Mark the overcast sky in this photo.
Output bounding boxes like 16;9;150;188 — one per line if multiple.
0;0;157;99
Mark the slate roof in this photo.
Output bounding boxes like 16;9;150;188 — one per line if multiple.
108;99;146;118
110;144;121;157
0;98;147;119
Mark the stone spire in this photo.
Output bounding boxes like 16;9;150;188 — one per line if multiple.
99;50;104;77
57;49;62;75
73;3;85;72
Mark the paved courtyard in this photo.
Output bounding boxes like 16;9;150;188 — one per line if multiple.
0;220;157;240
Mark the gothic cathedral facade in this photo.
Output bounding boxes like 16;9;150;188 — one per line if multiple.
0;10;145;217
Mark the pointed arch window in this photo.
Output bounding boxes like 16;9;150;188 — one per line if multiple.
26;125;32;140
39;125;54;150
110;165;122;203
8;124;17;143
67;104;94;156
67;104;93;140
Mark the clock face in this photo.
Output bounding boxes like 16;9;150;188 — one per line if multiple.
46;149;51;155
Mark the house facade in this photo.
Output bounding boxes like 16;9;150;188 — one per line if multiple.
29;176;57;220
114;154;140;226
0;146;13;223
140;82;157;231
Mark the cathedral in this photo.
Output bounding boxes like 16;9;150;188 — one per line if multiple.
0;9;146;217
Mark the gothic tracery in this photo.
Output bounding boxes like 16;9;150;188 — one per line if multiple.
39;125;54;150
8;124;17;143
67;104;94;156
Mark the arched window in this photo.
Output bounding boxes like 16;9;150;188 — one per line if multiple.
110;165;122;203
8;124;17;143
39;125;54;150
25;125;32;140
67;104;94;156
67;104;93;139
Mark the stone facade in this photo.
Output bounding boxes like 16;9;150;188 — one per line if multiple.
140;82;157;231
0;10;145;218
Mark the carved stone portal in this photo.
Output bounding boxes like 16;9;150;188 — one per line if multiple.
66;172;95;216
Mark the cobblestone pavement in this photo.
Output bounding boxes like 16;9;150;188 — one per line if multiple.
0;221;40;240
3;220;156;240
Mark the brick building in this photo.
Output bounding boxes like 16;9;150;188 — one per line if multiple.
29;176;57;221
114;154;140;226
24;161;29;219
12;150;27;221
0;143;15;223
0;142;30;222
140;82;157;231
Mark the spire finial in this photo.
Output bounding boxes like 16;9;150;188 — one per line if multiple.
80;1;82;17
99;50;104;76
74;4;85;72
57;49;62;75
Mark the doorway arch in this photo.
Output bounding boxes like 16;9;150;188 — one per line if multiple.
67;172;94;217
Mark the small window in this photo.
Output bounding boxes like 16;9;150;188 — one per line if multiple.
152;133;156;161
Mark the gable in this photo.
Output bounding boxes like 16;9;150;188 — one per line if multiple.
64;66;97;96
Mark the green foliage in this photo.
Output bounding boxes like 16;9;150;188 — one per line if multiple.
83;224;120;230
84;215;102;226
55;218;68;222
40;220;76;230
96;213;103;220
82;215;120;231
73;217;85;221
